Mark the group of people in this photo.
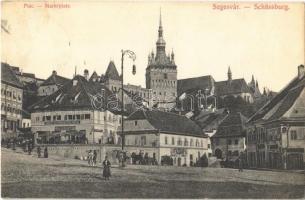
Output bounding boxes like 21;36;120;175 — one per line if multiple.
87;150;111;180
37;146;48;158
87;150;97;166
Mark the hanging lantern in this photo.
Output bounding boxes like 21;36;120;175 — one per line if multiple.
132;64;136;75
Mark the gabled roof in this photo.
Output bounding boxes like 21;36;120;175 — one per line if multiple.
177;75;215;96
1;63;23;88
40;71;70;86
29;75;118;112
248;74;305;124
89;71;99;82
215;79;251;96
126;110;205;137
105;61;121;81
213;112;248;138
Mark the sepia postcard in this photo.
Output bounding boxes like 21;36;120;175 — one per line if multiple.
1;1;305;199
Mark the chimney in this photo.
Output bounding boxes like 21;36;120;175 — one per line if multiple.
52;70;57;76
84;69;89;81
298;65;304;79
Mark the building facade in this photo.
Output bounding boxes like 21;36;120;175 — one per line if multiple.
122;110;209;166
30;74;122;145
246;65;305;170
211;112;248;159
1;63;24;139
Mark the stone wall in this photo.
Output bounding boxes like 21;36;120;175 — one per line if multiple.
38;144;160;165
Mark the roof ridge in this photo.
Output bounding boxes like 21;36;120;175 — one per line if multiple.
178;75;213;81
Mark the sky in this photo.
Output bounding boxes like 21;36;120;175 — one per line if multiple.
1;2;304;92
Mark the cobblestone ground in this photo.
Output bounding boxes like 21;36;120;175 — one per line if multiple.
1;148;304;198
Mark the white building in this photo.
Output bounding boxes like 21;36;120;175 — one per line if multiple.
122;109;209;166
30;73;122;144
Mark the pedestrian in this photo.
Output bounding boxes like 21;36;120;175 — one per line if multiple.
88;150;93;166
28;142;32;155
44;146;48;158
37;146;41;158
93;150;97;166
238;157;243;172
12;139;16;151
102;156;111;180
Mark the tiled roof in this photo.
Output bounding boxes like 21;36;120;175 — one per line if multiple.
177;75;215;96
40;72;70;86
248;75;305;123
126;110;205;137
213;112;248;138
105;61;121;81
194;109;228;131
1;63;23;88
29;75;118;112
215;79;251;96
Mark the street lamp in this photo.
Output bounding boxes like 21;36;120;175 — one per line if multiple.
120;49;136;166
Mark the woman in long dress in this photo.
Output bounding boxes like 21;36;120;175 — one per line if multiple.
103;156;111;180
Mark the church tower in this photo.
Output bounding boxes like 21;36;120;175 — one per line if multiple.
145;10;177;109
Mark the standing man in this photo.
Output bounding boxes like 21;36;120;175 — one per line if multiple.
44;146;48;158
102;156;111;180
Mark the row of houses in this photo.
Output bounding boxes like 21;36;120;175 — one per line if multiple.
2;61;304;169
1;12;304;169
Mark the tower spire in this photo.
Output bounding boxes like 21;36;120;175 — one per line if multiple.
228;66;232;81
156;8;166;62
158;8;163;38
159;7;162;28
